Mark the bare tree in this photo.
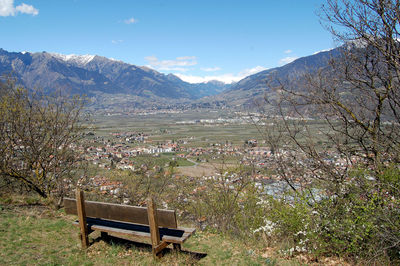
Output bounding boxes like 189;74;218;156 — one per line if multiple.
258;0;400;259
266;0;400;186
0;77;86;206
321;0;400;166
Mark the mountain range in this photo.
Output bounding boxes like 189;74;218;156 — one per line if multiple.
0;48;229;100
202;47;341;108
0;47;341;109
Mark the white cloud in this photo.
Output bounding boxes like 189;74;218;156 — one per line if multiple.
174;65;267;84
145;55;197;72
201;67;221;72
15;2;38;15
111;39;123;44
144;54;267;84
124;17;137;24
0;0;14;16
174;73;237;84
176;56;196;60
0;0;38;16
284;49;292;54
279;56;298;65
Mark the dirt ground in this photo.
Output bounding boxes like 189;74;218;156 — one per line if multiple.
177;162;238;177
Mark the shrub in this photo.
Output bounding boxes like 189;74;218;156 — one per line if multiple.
174;166;266;239
254;167;400;263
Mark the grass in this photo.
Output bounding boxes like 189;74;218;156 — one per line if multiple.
0;199;302;265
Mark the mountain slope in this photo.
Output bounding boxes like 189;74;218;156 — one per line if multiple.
0;47;341;109
0;49;120;94
0;49;228;100
205;47;341;108
165;74;231;98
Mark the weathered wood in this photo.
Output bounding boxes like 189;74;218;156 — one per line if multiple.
64;198;177;228
147;197;161;258
71;222;194;244
91;224;151;238
72;222;195;244
64;192;196;259
154;241;169;254
71;218;192;242
76;189;89;249
162;232;192;244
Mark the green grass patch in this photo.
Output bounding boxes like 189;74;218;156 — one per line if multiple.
0;203;299;265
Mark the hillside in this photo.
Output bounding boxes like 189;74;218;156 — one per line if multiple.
0;198;310;265
0;47;344;110
201;47;342;109
0;49;227;101
0;47;343;110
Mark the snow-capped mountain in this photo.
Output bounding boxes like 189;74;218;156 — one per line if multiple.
49;53;96;66
0;48;228;100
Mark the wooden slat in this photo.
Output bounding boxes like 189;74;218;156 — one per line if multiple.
162;235;185;244
71;219;195;244
163;231;193;244
92;225;152;239
72;221;152;238
72;222;192;244
64;198;177;228
147;198;161;258
177;227;196;234
72;217;188;237
76;189;89;249
154;241;169;254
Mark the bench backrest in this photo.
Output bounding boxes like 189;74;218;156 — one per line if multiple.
64;198;177;228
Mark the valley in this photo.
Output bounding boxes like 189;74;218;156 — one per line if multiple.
2;0;399;263
79;109;347;197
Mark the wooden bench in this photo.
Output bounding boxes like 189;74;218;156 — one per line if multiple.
64;189;195;258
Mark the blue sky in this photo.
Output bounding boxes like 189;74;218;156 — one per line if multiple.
0;0;334;83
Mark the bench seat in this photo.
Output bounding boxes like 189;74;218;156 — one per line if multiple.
64;190;196;258
72;217;195;244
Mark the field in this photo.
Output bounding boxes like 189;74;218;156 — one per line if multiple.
90;110;334;149
85;110;335;178
90;110;263;147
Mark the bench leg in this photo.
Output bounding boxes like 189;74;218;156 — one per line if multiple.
79;232;89;249
153;241;169;258
76;189;89;249
153;249;162;259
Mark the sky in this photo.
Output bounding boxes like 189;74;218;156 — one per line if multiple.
0;0;335;84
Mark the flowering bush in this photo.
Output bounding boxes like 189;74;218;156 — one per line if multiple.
253;167;400;263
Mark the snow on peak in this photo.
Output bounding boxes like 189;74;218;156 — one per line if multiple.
50;53;95;65
313;47;334;55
